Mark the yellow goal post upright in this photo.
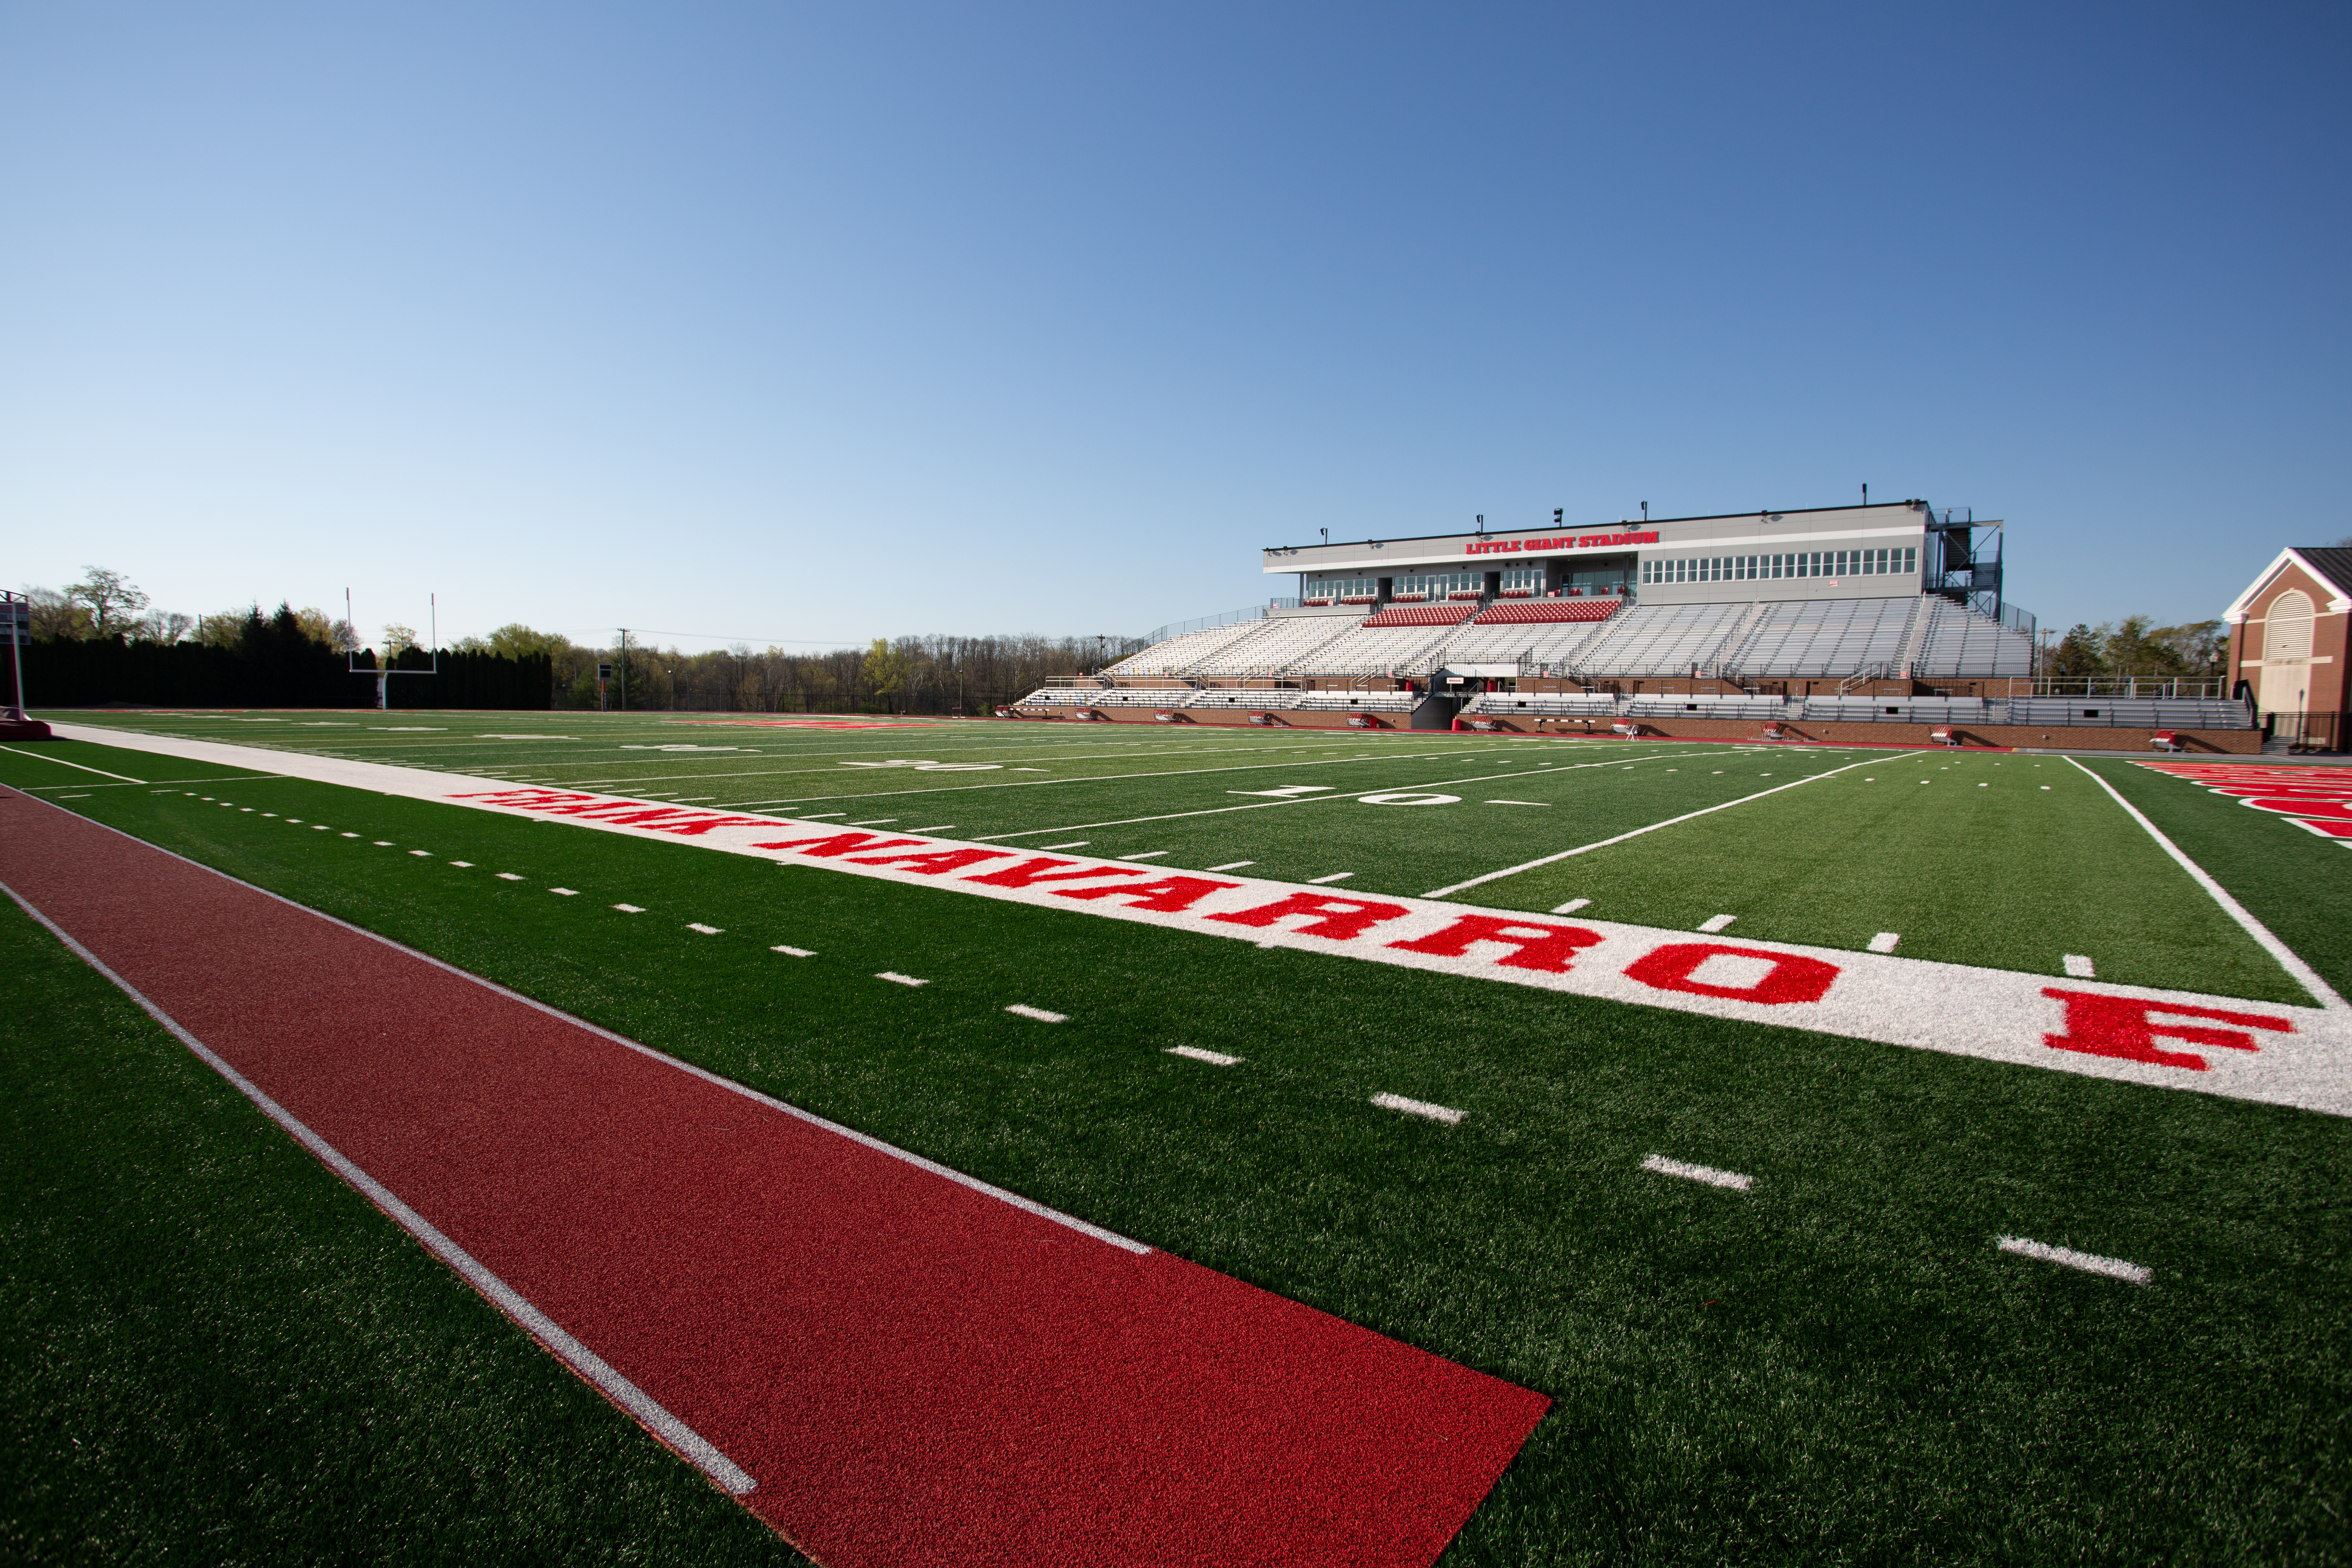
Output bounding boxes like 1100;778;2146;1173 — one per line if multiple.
346;588;440;711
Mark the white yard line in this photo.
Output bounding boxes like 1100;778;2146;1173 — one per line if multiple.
1423;752;1910;900
0;744;146;782
2066;756;2346;1010
1167;1046;1243;1065
687;922;723;935
1996;1235;2151;1284
1005;1004;1067;1023
1372;1092;1466;1125
1698;914;1736;933
1869;932;1901;953
876;971;928;987
1642;1155;1753;1191
971;751;1708;843
770;944;815;957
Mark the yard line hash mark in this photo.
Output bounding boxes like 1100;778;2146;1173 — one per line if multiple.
1118;850;1172;860
1207;861;1255;871
496;872;523;880
1005;1004;1067;1023
1643;1155;1753;1192
2063;954;2096;978
550;888;580;897
1997;1236;2152;1284
1698;914;1737;933
1869;932;1901;953
687;923;723;935
1167;1046;1243;1066
876;971;929;987
612;904;645;913
769;945;815;958
1372;1092;1466;1125
1552;899;1592;914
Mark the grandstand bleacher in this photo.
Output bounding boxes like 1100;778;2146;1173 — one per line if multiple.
1724;597;1918;679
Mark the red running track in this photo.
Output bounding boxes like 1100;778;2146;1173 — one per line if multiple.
0;789;1548;1568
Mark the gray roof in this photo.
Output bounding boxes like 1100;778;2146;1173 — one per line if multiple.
2295;547;2352;598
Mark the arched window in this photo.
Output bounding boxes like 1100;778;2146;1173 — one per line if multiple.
2268;589;2315;662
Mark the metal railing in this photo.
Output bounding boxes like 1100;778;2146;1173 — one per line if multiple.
1141;599;1301;646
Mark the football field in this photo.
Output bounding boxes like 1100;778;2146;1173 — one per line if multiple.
6;709;2350;1563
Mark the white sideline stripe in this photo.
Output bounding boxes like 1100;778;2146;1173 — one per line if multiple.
1207;860;1255;871
1552;898;1592;913
1643;1154;1753;1191
1486;800;1547;806
687;922;723;935
876;971;928;987
1309;871;1356;884
2065;756;2346;1011
612;904;645;913
1167;1045;1243;1066
1698;913;1736;933
0;744;146;782
769;944;815;957
1423;752;1910;899
1005;1004;1067;1023
0;883;760;1497
907;824;956;832
1117;850;1172;860
1997;1235;2152;1284
1869;932;1901;953
1041;841;1089;850
2063;954;2096;978
1371;1091;1466;1125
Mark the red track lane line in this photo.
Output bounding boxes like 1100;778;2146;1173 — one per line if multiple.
1;790;1550;1568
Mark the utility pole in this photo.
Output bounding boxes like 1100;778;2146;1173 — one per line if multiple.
618;629;629;712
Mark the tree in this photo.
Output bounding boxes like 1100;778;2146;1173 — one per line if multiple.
2149;619;2225;678
864;636;909;712
381;623;420;653
133;609;196;644
67;567;149;638
2049;624;2107;680
26;586;90;640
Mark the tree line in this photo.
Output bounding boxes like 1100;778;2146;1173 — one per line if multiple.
2041;616;2225;683
15;566;1143;713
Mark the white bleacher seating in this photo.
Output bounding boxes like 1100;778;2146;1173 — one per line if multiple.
1724;597;1917;677
2005;697;2254;730
1105;618;1276;677
1458;692;1619;717
1799;695;1988;724
1624;694;1790;720
1559;602;1750;677
1306;622;1465;676
1912;600;2035;677
1188;615;1363;675
1292;692;1419;713
1016;688;1099;707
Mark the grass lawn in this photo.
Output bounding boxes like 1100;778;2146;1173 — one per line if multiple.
5;730;2351;1563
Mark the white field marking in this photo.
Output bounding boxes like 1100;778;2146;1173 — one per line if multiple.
0;744;146;782
1869;932;1901;954
341;832;360;837
846;818;898;826
2066;756;2347;1011
770;944;815;957
0;885;760;1497
1643;1155;1753;1191
59;792;89;798
2064;954;2097;978
1979;782;1989;787
1997;1235;2152;1285
687;923;723;935
2042;785;2051;790
1423;752;1912;899
876;971;929;987
496;872;523;880
1167;1045;1243;1066
242;808;254;813
1552;898;1592;914
373;840;394;846
449;859;472;866
262;812;278;817
1207;860;1256;871
800;811;846;819
1229;784;1336;797
906;824;957;832
567;743;1464;800
1118;849;1172;860
1486;800;1548;806
1005;1004;1067;1023
550;888;580;897
612;904;646;913
1698;914;1737;933
1372;1092;1466;1125
970;751;1709;842
1309;872;1357;884
1040;841;1090;850
408;849;433;857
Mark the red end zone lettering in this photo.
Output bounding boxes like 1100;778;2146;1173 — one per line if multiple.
1207;892;1410;940
963;857;1149;888
845;847;1013;874
1387;915;1603;973
1623;942;1840;1004
1054;876;1241;913
2041;989;2295;1071
752;832;931;858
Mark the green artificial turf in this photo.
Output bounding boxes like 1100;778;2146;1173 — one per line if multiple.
0;891;807;1566
5;746;2350;1564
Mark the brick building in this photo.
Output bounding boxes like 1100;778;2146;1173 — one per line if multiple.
2225;547;2351;751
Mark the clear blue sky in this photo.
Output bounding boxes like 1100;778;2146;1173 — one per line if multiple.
4;2;2345;650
